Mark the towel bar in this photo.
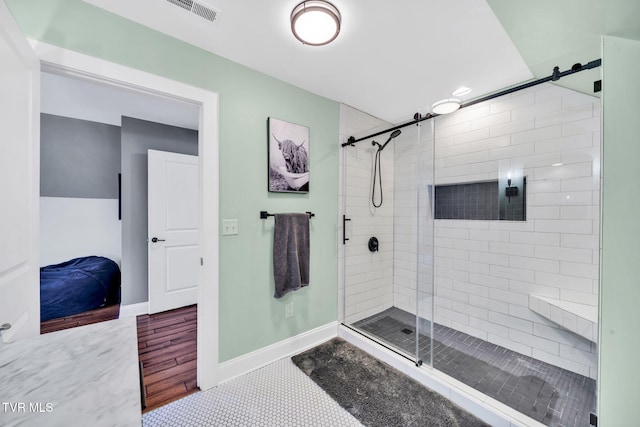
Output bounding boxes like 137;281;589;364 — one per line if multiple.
260;210;315;219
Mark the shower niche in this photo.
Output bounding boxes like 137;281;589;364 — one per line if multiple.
433;177;526;221
340;75;600;426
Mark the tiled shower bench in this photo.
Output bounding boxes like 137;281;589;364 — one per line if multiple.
529;294;598;343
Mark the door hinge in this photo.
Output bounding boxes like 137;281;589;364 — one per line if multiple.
590;412;597;426
200;257;203;266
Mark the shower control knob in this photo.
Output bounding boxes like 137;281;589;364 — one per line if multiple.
368;237;379;252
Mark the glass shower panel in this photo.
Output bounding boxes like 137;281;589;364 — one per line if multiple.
389;122;426;362
341;108;418;362
415;117;435;367
429;74;600;426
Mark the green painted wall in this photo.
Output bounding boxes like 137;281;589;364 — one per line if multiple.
600;35;640;425
8;0;339;362
486;0;602;97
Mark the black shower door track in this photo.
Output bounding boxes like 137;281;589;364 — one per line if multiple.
342;58;602;147
341;323;424;367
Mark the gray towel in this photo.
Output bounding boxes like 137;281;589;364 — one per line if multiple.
273;213;310;298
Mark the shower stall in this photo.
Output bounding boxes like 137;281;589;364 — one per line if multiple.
339;67;600;426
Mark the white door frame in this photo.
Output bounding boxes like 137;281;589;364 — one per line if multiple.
32;41;220;390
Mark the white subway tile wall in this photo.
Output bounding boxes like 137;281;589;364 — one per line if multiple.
339;105;395;324
340;81;600;380
434;84;599;378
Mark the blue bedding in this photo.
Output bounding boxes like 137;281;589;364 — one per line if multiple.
40;256;121;322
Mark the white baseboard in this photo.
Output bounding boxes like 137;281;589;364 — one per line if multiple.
218;321;339;384
119;302;149;318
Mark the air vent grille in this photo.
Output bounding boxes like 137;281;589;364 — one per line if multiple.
165;0;221;24
166;0;192;11
192;2;218;22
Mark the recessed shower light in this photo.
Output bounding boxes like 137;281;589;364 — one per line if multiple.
552;163;563;167
291;1;341;46
452;86;472;97
431;98;461;115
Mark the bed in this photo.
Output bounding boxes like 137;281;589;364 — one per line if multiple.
40;256;121;322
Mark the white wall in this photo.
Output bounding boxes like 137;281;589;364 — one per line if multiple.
40;197;122;266
39;113;122;267
339;104;395;324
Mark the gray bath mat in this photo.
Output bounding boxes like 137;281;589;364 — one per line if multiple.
292;338;490;427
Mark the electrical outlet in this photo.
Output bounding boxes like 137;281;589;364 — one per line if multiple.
222;219;238;235
285;302;294;318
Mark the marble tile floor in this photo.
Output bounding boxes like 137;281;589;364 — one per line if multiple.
353;307;596;427
142;357;362;426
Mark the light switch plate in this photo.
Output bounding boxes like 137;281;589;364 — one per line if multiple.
222;219;238;235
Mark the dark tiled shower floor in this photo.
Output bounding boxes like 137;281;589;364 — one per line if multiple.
353;307;596;427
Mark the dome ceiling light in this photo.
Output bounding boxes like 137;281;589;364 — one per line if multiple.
291;1;341;46
431;98;461;115
452;86;472;97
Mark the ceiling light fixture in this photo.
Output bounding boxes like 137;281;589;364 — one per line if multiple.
291;1;341;46
452;86;472;97
431;98;461;115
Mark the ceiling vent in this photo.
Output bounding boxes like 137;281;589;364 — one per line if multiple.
165;0;222;24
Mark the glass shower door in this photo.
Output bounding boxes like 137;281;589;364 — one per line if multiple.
415;116;435;367
423;71;600;425
341;106;420;363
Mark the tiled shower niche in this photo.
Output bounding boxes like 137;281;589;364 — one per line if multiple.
434;179;526;221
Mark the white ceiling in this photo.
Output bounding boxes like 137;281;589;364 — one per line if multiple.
83;0;534;124
41;71;200;129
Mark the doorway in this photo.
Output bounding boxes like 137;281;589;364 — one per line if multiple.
39;72;204;408
39;71;200;320
35;43;220;391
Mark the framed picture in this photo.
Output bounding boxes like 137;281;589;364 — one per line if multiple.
268;117;310;193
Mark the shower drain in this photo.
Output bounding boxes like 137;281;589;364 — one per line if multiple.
401;328;413;335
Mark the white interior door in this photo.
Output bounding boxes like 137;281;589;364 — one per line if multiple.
0;2;41;342
148;149;199;314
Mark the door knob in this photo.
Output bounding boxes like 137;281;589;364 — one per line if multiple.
151;237;166;243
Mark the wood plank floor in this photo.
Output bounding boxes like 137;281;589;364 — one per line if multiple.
137;304;198;412
41;304;120;334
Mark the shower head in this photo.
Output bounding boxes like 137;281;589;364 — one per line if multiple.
380;129;401;150
371;129;402;208
372;129;402;151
